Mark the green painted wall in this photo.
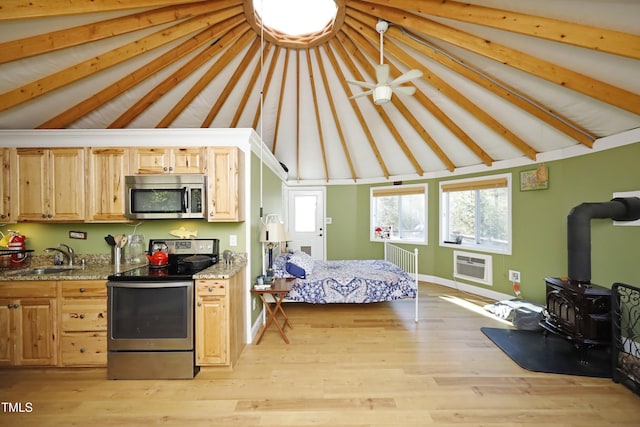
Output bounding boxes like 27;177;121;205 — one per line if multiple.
1;220;245;257
326;142;640;304
248;152;285;323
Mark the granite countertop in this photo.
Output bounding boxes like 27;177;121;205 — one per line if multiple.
193;259;246;280
0;254;247;281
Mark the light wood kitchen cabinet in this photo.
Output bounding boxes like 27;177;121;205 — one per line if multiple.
0;281;57;367
85;147;130;222
59;281;107;366
206;146;244;222
130;147;205;174
195;268;245;367
0;148;16;223
16;148;85;222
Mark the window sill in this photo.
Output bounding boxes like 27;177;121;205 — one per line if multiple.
440;242;511;256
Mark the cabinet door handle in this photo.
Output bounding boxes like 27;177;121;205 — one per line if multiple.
197;302;202;307
79;314;85;319
79;288;86;293
13;303;20;309
208;287;213;292
6;303;11;308
80;348;86;353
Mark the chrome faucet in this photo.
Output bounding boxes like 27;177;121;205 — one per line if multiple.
44;244;75;266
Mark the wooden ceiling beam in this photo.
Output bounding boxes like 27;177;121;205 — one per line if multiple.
38;13;245;129
362;0;640;60
0;0;207;21
347;12;537;161
306;48;330;182
271;49;290;154
348;1;640;116
230;43;271;128
195;36;261;128
108;22;251;128
387;26;597;147
328;37;390;179
0;1;241;64
317;45;358;182
156;31;256;127
0;10;241;114
251;44;280;130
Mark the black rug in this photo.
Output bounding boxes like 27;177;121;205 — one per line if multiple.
481;327;612;378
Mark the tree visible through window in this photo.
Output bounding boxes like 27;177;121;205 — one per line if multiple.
371;184;427;243
440;175;511;254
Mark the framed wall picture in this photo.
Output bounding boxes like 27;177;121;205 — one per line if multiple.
520;167;549;191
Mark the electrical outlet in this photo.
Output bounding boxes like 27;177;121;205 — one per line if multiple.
229;234;237;246
509;270;521;283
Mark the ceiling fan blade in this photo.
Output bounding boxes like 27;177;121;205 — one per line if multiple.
348;90;374;100
389;69;423;87
392;85;417;96
375;63;390;85
346;79;376;89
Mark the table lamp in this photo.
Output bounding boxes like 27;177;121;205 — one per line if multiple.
260;220;287;277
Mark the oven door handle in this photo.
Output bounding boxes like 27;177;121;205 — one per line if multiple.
107;281;193;289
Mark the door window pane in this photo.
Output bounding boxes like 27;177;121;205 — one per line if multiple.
294;195;317;232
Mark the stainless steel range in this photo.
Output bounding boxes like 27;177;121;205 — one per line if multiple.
107;238;219;380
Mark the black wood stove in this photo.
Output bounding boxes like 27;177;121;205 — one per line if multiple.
540;197;640;353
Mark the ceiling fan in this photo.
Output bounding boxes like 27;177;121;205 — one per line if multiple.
347;20;423;105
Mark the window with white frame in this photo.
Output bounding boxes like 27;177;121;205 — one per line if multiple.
370;184;427;244
440;174;511;254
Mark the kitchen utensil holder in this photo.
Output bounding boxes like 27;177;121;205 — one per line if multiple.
111;246;124;265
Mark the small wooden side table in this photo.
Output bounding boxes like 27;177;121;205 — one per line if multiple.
251;278;294;344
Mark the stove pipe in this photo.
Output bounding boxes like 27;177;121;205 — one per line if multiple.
567;197;640;284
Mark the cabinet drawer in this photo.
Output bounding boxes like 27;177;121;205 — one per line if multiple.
61;299;107;331
196;280;227;296
61;281;106;298
61;332;106;366
0;281;57;298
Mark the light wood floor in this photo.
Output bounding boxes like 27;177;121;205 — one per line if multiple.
1;282;637;426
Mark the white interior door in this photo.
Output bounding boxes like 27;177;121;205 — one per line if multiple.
286;188;325;260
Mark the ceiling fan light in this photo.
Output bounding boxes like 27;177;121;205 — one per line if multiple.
373;85;392;104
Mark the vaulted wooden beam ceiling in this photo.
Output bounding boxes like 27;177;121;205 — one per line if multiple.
0;0;637;183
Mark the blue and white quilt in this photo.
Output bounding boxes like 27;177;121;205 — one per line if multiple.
273;253;416;304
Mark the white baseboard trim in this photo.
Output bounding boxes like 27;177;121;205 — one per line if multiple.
249;308;264;344
420;274;514;302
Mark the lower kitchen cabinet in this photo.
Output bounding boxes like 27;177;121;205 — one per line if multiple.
195;268;245;367
0;281;57;367
59;281;107;366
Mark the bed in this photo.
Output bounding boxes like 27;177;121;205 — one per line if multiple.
272;241;419;322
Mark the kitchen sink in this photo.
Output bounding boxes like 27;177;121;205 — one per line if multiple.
11;266;77;275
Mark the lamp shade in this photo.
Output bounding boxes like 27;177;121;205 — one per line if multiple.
260;222;288;243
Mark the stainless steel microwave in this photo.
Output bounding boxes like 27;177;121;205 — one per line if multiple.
124;175;206;219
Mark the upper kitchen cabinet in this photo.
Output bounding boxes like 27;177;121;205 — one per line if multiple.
1;148;16;223
86;147;130;223
16;148;85;222
206;147;244;222
130;147;205;174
